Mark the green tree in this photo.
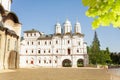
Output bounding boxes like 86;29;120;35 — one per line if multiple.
82;0;120;29
89;31;100;64
104;47;111;64
88;31;111;65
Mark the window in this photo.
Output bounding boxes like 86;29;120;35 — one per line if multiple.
39;60;41;63
27;42;29;45
26;50;28;53
26;60;28;63
56;40;58;44
7;39;10;51
45;41;47;45
30;33;32;36
38;42;40;45
56;50;58;53
0;35;1;49
55;60;57;63
79;42;80;45
34;33;36;36
44;60;46;63
32;50;33;53
68;40;70;44
49;60;51;63
38;50;40;54
44;50;45;53
48;50;50;53
68;48;71;55
26;33;28;37
77;49;79;53
49;41;51;45
32;42;33;45
31;60;34;64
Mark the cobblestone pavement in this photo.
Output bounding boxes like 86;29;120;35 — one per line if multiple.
0;67;111;80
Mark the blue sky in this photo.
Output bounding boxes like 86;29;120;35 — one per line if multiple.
11;0;120;52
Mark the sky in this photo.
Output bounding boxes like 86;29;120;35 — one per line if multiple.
11;0;120;52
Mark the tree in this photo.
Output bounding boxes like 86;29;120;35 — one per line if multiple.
91;31;100;52
82;0;120;29
89;31;101;64
88;31;111;65
104;47;111;64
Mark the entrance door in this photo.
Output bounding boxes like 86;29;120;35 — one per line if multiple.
62;59;72;67
8;51;17;69
77;59;84;67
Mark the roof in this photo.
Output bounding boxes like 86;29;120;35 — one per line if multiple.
0;4;5;16
3;12;20;23
24;29;39;33
37;34;53;40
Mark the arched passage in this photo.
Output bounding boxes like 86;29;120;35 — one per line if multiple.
77;59;84;67
8;51;17;69
62;59;72;67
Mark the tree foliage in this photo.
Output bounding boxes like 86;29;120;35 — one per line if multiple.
88;31;111;65
82;0;120;29
110;52;120;64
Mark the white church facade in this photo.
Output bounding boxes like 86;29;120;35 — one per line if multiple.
20;19;88;68
0;0;21;69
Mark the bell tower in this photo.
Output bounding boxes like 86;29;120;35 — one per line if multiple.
0;0;12;11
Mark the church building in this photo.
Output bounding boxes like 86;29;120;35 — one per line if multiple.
20;19;88;68
0;0;21;69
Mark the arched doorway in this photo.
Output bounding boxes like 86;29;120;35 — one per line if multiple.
62;59;72;67
8;51;17;69
77;59;84;67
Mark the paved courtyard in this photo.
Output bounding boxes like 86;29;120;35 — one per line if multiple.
0;67;118;80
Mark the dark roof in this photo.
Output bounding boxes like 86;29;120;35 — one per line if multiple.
73;33;84;37
0;26;18;38
37;34;53;40
24;29;39;33
0;4;5;16
3;12;20;23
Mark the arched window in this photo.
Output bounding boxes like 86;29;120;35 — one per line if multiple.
26;60;28;63
68;40;70;44
39;60;41;63
32;42;33;45
49;60;51;63
38;42;40;45
68;48;71;55
32;50;33;53
34;33;36;36
56;40;58;44
77;49;79;53
44;50;46;53
26;50;28;53
27;41;29;45
45;41;47;45
49;41;51;45
26;33;28;36
44;60;46;63
38;50;40;54
56;50;58;53
48;50;51;53
30;33;32;36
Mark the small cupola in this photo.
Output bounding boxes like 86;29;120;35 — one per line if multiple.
55;22;61;34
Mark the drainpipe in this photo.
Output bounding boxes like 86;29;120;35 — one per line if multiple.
3;28;8;69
